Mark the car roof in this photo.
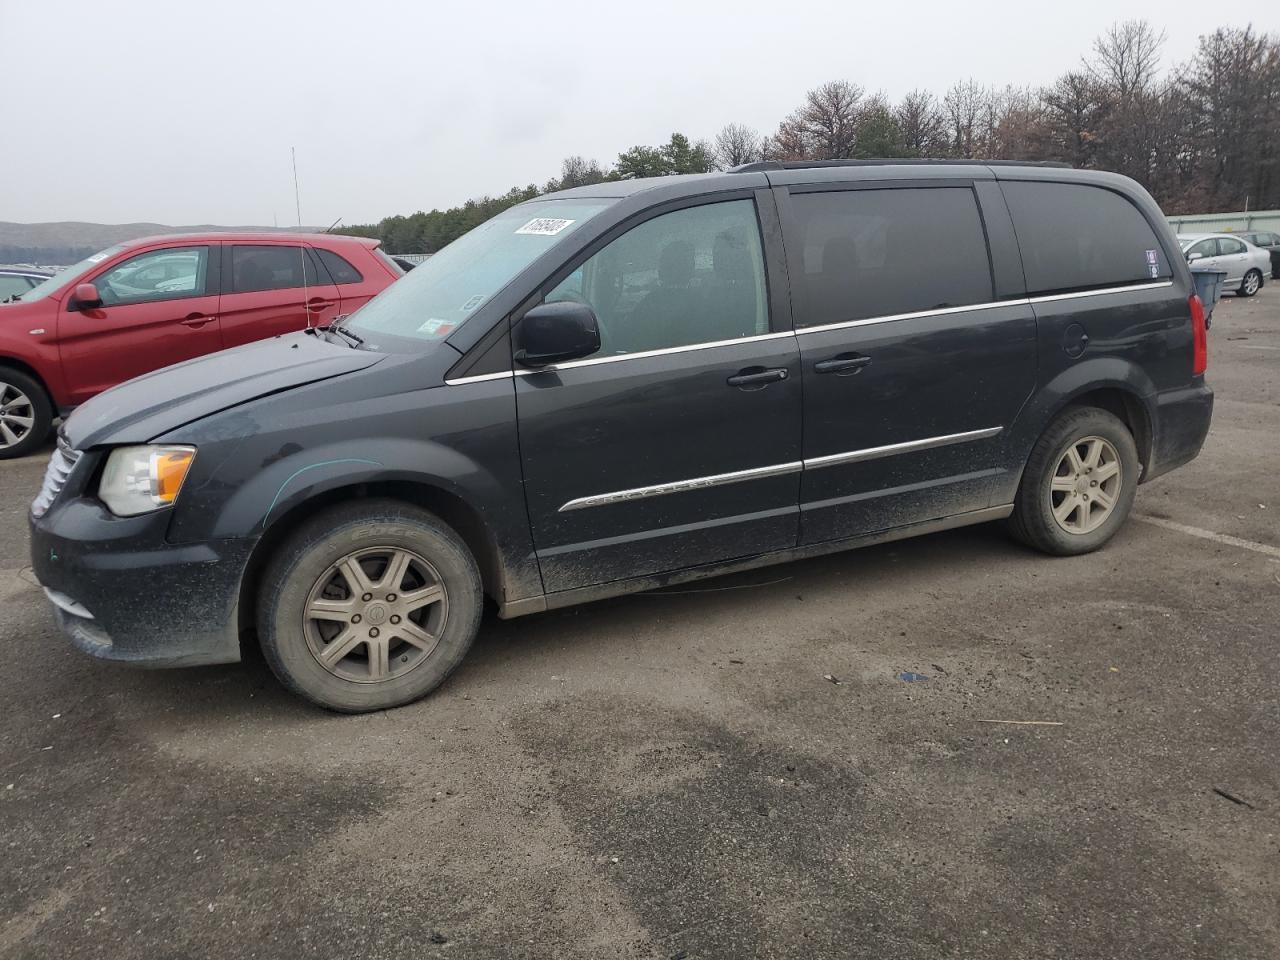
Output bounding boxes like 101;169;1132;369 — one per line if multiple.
1177;232;1247;242
0;268;52;277
541;159;1135;202
117;231;379;251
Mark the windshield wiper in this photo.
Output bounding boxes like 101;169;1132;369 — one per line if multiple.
326;319;364;347
2;294;21;304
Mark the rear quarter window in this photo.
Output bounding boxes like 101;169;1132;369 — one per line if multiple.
316;248;364;284
1002;181;1172;295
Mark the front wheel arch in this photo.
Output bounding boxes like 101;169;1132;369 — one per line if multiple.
236;480;508;645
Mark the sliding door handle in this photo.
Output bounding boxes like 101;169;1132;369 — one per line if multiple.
814;355;871;375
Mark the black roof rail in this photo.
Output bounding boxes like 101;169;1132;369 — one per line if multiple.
729;158;1073;173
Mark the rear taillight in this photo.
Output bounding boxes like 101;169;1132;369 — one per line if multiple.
1190;293;1207;376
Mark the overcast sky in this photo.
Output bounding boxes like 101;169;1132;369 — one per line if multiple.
3;0;1278;227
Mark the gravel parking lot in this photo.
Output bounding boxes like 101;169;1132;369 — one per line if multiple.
2;289;1278;960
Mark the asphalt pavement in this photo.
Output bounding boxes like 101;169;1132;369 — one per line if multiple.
2;288;1278;959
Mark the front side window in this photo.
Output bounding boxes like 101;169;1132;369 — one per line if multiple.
1186;239;1219;259
347;198;613;346
1002;181;1173;295
789;187;993;326
94;247;209;306
231;245;322;293
544;198;768;356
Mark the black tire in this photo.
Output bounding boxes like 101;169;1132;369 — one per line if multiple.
257;500;483;712
0;366;53;461
1007;406;1140;556
1238;269;1262;297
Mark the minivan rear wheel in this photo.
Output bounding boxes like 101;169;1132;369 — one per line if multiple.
1008;407;1139;556
0;367;53;461
257;500;483;712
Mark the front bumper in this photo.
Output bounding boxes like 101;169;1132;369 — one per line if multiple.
30;497;254;667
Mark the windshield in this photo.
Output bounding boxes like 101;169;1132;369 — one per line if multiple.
346;199;614;346
12;245;126;302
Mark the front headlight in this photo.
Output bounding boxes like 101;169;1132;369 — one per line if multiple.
98;445;196;517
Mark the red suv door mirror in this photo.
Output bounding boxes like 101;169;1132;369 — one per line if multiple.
73;283;103;309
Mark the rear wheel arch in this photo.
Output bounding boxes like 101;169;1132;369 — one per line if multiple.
1058;386;1153;479
237;480;508;641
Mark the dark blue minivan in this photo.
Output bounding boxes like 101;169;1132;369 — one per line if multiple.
30;160;1213;712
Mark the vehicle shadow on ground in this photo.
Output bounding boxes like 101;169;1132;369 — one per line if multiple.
107;518;1056;720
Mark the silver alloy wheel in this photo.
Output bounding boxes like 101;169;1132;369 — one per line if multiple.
1243;271;1261;295
0;382;35;450
1049;435;1123;535
303;546;449;683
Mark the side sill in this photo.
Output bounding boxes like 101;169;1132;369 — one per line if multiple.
494;504;1013;619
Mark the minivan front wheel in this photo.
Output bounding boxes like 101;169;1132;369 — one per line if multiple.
1008;407;1139;556
258;501;483;712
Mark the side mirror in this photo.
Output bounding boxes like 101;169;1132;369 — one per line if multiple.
74;282;102;309
515;301;601;368
1186;252;1203;263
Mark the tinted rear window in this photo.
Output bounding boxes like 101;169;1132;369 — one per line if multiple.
230;245;323;293
316;248;364;284
789;187;993;326
1002;181;1172;295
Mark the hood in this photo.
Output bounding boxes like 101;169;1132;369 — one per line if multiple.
65;332;385;449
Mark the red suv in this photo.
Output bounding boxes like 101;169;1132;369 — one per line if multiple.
0;233;401;458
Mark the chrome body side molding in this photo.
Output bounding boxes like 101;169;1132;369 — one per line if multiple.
557;427;1003;512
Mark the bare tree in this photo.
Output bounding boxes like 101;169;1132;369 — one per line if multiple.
1088;20;1166;101
777;80;865;159
712;123;763;169
943;80;990;158
895;89;948;156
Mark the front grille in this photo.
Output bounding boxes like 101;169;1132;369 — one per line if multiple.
31;434;81;519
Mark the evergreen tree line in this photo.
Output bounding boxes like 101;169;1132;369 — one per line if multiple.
342;22;1280;254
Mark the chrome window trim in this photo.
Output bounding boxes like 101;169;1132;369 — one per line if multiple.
802;426;1003;470
443;370;515;386
557;426;1004;512
1027;280;1173;304
796;299;1028;336
521;330;796;375
559;460;803;513
448;280;1177;385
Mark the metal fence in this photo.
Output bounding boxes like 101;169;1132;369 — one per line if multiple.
1167;209;1280;235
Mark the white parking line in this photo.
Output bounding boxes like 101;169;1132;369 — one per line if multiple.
1236;344;1280;351
1133;514;1280;559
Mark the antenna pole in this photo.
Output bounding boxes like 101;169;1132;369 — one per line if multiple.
292;147;311;332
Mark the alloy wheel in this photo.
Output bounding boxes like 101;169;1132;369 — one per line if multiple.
1243;271;1261;295
302;546;449;683
1049;435;1122;535
0;382;35;450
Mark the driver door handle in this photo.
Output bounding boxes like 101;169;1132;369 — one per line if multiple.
727;367;788;388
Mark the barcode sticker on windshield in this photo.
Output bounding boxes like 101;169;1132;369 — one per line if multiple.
516;218;575;236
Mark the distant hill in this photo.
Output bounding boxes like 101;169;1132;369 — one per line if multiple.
0;221;318;266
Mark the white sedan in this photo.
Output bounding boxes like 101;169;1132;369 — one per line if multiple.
1178;233;1270;297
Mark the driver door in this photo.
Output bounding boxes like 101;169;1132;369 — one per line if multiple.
59;244;223;404
514;194;803;593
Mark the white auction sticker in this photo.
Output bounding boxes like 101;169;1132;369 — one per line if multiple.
515;217;575;236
